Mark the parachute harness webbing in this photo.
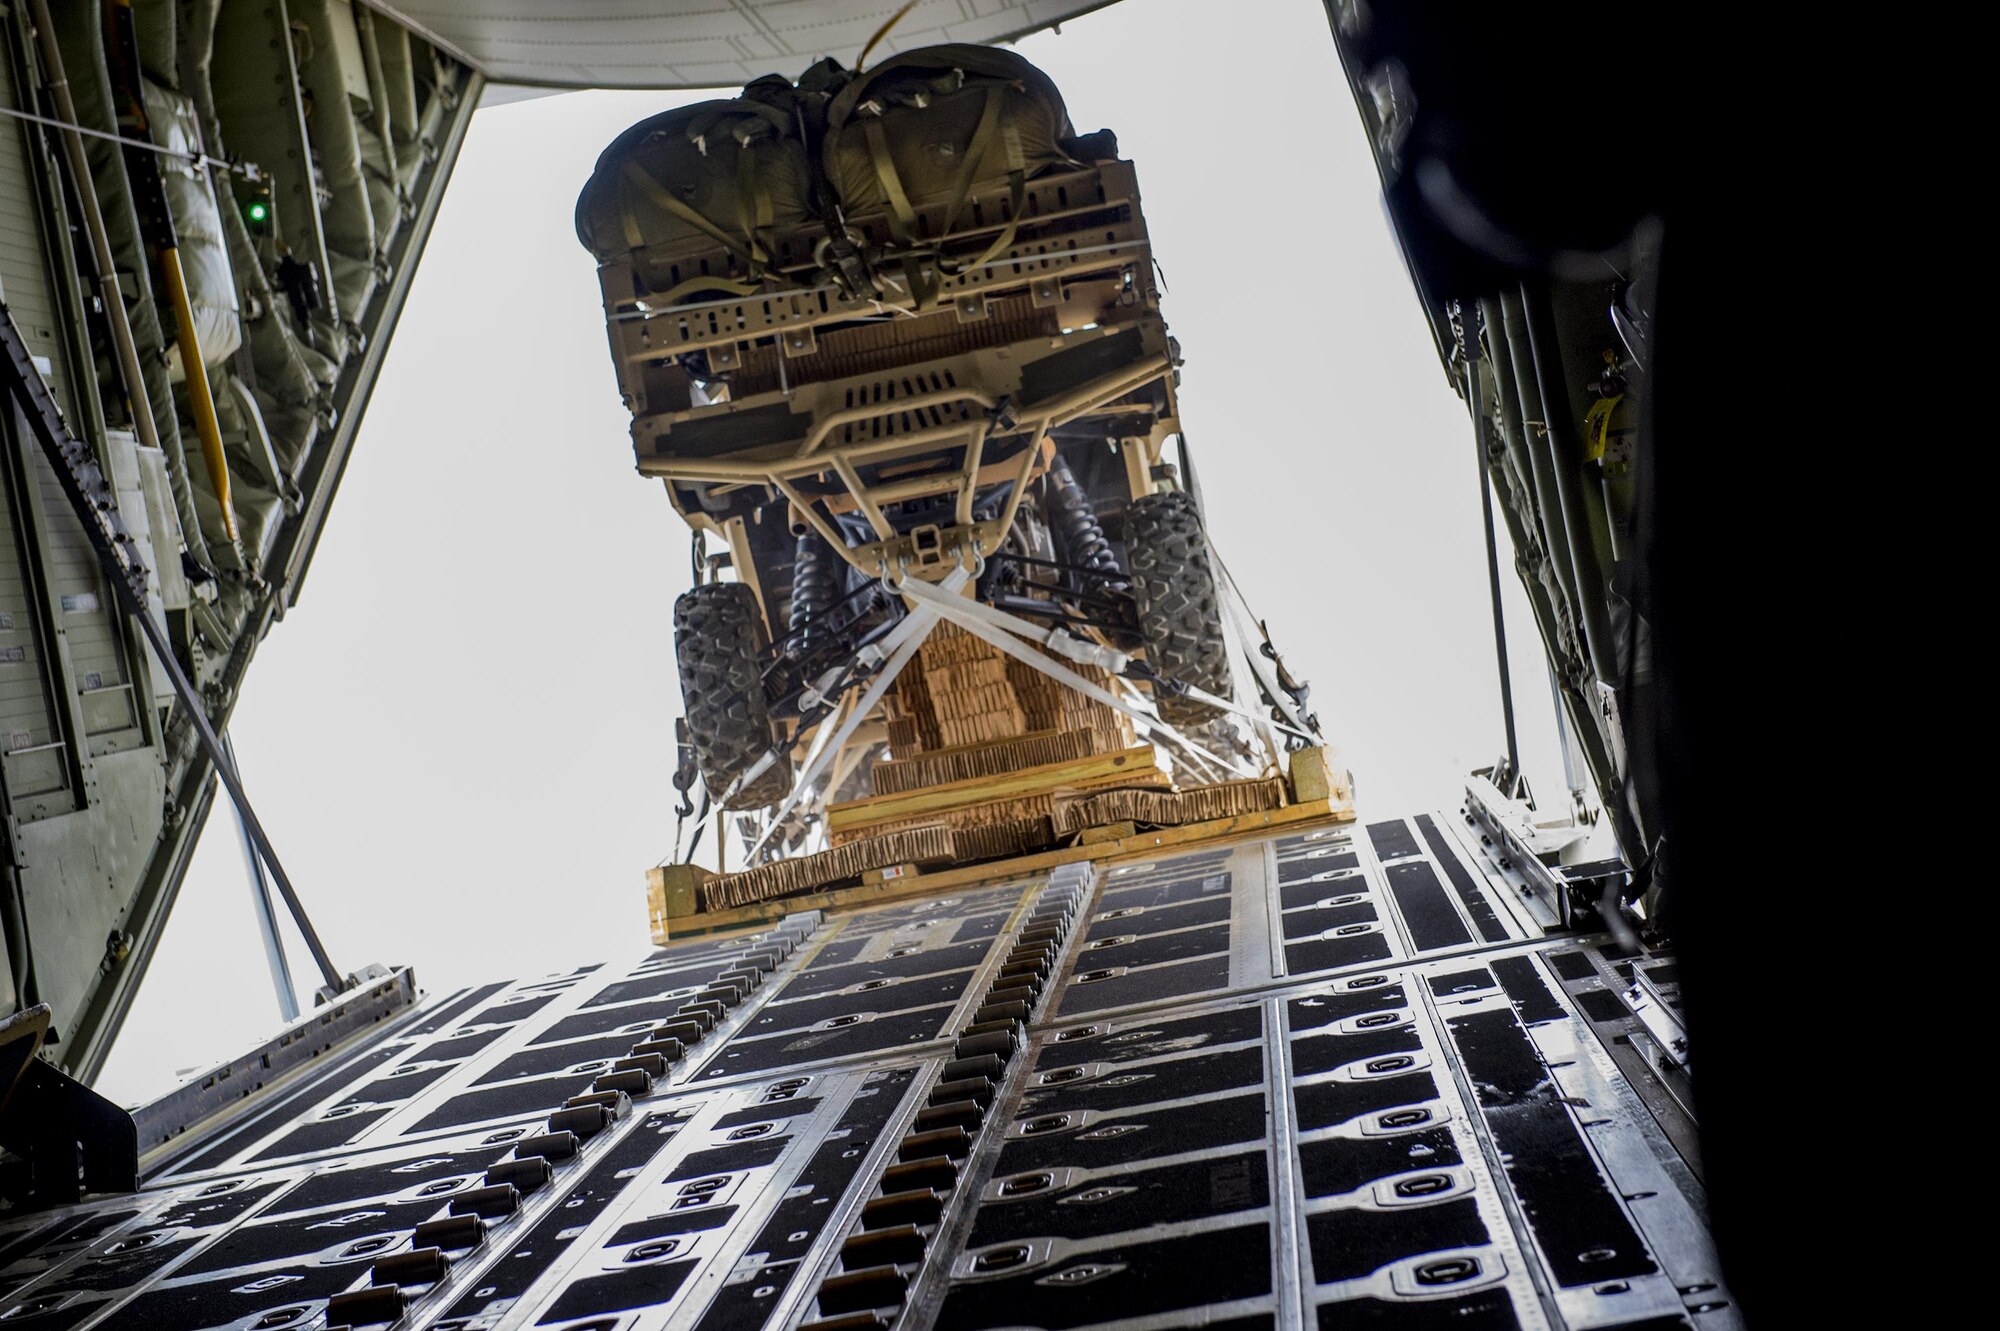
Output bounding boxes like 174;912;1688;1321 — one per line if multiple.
621;160;759;270
861;116;921;246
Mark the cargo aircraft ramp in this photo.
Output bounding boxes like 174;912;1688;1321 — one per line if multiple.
1;809;1728;1331
2;0;1778;1324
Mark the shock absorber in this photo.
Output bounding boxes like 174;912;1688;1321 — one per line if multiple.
1044;453;1120;583
789;530;842;655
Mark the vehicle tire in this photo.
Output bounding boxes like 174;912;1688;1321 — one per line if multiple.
1124;492;1230;728
673;583;792;810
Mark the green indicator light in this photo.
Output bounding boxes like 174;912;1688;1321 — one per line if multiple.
245;200;269;223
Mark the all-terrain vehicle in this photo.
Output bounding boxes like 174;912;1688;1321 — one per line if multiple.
579;46;1236;813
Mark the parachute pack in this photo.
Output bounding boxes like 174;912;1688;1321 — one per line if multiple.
575;45;1115;307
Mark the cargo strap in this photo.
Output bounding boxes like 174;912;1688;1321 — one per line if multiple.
691;103;788;263
692;100;794;262
650;273;765;307
861;115;921;246
683;100;791;151
942;160;1026;277
860;85;1027;303
860;115;933;304
741;566;972;864
891;574;1263;777
936;89;1027;275
738;143;775;250
621;160;771;276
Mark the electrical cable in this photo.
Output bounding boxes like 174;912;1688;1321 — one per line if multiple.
0;102;254;177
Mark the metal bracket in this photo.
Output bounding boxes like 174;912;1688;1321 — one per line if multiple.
132;966;416;1165
1462;771;1628;933
1624;966;1688;1069
0;1005;138;1208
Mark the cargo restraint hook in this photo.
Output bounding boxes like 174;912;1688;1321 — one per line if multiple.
2;301;345;995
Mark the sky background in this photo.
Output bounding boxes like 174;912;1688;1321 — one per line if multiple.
96;0;1567;1105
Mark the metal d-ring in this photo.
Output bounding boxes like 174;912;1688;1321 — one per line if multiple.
880;555;912;593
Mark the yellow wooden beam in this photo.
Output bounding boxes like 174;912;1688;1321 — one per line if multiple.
1288;746;1340;803
646;863;716;939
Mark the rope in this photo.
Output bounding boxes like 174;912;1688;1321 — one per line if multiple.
855;0;924;72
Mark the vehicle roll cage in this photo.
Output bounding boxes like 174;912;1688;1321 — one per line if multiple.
592;160;1181;586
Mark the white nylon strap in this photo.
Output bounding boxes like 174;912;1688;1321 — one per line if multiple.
893;576;1254;778
743;567;967;862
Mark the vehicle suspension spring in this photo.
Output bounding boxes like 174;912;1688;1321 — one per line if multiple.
789;530;842;654
1044;454;1120;582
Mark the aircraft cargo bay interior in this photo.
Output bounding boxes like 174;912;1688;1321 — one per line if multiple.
0;3;1799;1329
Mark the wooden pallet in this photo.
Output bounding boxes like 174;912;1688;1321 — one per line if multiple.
650;745;1355;939
653;794;1355;941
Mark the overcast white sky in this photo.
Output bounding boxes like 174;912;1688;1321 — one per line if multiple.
96;0;1566;1105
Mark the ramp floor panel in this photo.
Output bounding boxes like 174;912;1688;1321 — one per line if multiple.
0;816;1732;1331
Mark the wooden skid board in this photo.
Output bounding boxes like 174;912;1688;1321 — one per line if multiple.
835;775;1167;846
1049;776;1290;833
870;729;1092;796
656;798;1355;941
829;745;1163;836
684;775;1285;923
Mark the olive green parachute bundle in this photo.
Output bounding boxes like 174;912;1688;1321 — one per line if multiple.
576;45;1114;302
822;44;1079;266
574;87;817;301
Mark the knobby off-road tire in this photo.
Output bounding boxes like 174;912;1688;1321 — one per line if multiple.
1125;491;1230;728
673;583;792;810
